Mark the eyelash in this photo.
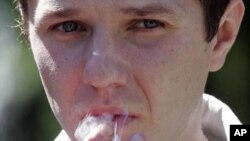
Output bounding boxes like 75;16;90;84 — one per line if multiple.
52;19;164;33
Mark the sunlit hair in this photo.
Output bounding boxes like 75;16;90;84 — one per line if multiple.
15;0;229;42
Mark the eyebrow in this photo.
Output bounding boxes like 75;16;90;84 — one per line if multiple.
34;8;82;27
42;8;81;19
41;4;177;19
120;4;178;17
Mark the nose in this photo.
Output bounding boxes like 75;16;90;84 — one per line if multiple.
83;55;127;88
83;27;128;89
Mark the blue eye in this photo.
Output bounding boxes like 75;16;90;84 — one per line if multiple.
56;21;83;32
144;19;161;28
136;19;163;29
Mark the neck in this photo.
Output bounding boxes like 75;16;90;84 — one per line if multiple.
176;97;207;141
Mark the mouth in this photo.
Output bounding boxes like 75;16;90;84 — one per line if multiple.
107;114;137;128
81;107;139;127
88;113;137;126
75;109;139;141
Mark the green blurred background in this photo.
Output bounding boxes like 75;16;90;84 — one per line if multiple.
0;0;249;141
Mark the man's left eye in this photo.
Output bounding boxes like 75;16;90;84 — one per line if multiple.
134;19;163;29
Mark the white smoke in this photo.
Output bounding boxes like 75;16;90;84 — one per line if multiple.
74;113;121;141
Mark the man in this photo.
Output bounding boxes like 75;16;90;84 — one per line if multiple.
16;0;245;141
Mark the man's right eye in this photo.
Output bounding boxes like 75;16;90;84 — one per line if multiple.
54;21;85;33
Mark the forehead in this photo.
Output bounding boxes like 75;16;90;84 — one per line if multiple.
32;0;187;7
29;0;200;17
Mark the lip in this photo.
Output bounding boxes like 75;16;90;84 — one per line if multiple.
81;107;139;125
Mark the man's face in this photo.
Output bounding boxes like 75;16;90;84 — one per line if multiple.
28;0;214;140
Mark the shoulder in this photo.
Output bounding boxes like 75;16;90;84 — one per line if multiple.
202;94;241;141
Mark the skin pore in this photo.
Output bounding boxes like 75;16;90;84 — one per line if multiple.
25;0;244;140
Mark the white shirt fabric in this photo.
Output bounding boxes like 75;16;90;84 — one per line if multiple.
202;94;241;141
55;94;241;141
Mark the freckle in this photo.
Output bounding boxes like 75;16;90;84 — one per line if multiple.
64;57;69;61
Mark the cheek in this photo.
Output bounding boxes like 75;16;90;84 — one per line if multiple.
130;35;210;135
30;32;85;115
30;39;87;136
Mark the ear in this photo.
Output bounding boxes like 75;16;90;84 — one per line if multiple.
209;0;245;72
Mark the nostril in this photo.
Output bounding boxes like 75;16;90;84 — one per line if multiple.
83;70;127;89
